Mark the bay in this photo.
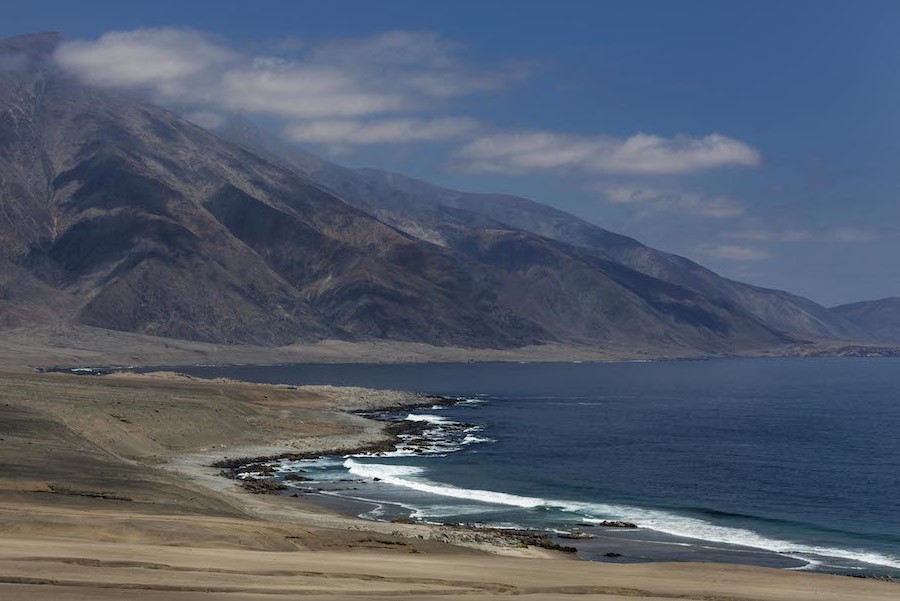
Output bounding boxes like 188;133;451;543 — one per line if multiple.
168;358;900;576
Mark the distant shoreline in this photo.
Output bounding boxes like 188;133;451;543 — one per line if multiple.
37;343;900;379
3;323;899;371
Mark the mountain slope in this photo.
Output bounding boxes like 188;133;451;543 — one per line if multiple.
213;118;811;353
216;117;863;345
830;298;900;343
0;34;544;347
0;33;860;354
321;170;863;343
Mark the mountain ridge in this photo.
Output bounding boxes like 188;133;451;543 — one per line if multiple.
0;33;874;356
830;298;900;344
214;116;865;345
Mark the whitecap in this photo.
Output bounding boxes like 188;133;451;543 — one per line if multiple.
405;413;455;425
461;434;494;445
344;459;547;508
341;459;900;570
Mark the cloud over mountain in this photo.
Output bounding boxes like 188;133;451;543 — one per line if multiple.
54;28;520;144
457;131;761;176
594;183;745;218
726;227;878;243
54;27;759;177
284;117;479;146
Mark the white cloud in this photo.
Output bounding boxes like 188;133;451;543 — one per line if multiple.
606;133;761;175
307;31;531;98
696;244;772;262
284;117;479;146
594;183;745;218
457;130;760;176
828;226;877;243
52;28;765;172
218;64;405;119
54;29;234;90
726;227;877;243
728;229;813;242
53;28;524;147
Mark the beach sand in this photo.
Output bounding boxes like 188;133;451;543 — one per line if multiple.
0;369;895;600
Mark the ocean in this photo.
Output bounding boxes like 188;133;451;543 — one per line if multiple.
169;358;900;577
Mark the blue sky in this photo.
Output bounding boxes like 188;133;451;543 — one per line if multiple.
3;1;898;305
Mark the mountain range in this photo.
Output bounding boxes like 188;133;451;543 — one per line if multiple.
0;33;892;358
830;298;900;344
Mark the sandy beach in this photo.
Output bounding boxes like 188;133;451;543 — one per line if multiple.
0;368;896;600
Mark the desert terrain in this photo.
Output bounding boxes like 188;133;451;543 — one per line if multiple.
0;368;895;599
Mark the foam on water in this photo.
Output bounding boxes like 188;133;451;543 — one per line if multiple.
405;413;454;425
345;459;548;508
409;504;499;519
575;509;900;570
343;458;900;570
461;434;494;445
459;398;487;405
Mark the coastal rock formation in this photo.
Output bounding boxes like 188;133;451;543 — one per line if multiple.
598;520;638;529
559;530;596;539
240;477;287;494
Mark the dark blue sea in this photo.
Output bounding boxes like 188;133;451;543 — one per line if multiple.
168;358;900;576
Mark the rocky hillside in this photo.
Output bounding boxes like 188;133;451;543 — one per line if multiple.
216;116;865;346
0;33;867;354
830;298;900;343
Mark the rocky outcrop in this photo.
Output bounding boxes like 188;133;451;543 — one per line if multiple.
598;520;638;529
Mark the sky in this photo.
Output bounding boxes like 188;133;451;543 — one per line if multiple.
2;0;898;306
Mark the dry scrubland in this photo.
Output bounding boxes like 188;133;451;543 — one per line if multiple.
0;369;895;600
0;324;654;370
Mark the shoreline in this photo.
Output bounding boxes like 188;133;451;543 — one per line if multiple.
206;395;582;557
189;384;897;580
0;368;896;599
46;347;900;373
159;387;575;560
3;323;899;372
14;364;900;577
